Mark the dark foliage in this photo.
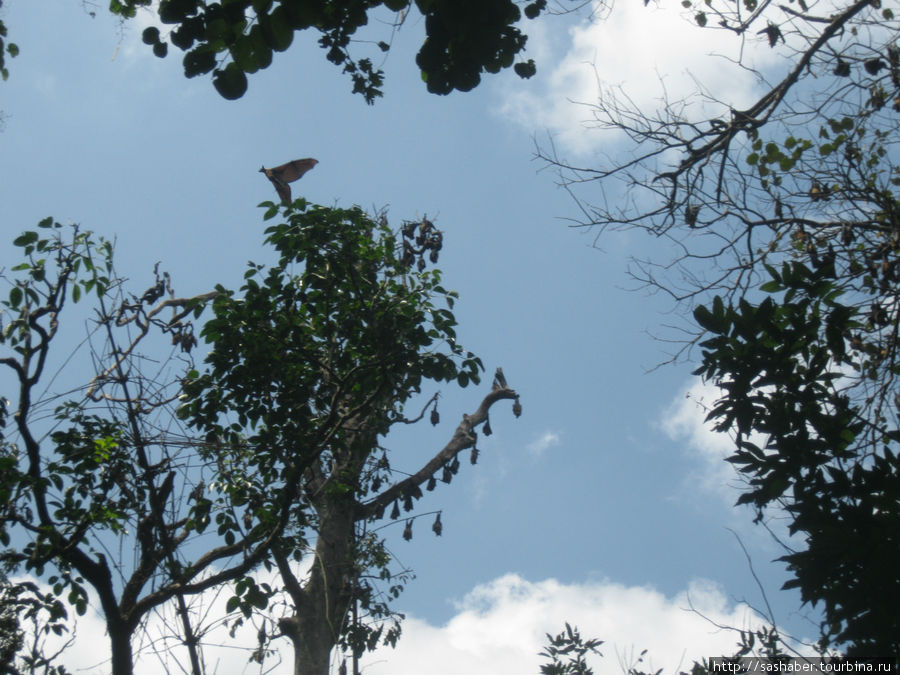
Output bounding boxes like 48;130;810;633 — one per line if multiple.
112;0;551;101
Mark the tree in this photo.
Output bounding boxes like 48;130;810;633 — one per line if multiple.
1;204;520;674
177;202;520;673
692;255;900;654
105;0;559;101
0;221;240;674
538;0;899;656
543;0;897;315
539;622;603;675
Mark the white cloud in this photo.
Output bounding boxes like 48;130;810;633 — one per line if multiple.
497;0;783;158
362;574;764;675
527;430;561;457
16;571;770;674
657;378;783;543
658;377;742;502
658;377;817;571
660;378;733;459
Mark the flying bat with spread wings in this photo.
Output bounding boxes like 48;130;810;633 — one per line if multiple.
259;158;318;203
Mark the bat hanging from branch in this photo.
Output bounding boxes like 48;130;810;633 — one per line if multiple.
259;158;318;203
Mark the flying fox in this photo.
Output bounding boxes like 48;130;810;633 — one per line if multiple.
260;158;318;203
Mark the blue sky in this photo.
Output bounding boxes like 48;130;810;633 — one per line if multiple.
1;1;819;672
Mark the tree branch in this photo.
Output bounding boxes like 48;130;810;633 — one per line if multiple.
357;369;519;520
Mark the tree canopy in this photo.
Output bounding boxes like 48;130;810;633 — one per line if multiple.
106;0;555;100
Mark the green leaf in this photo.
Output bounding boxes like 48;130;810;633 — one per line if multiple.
513;60;536;79
249;589;268;609
8;286;23;308
142;26;160;44
230;25;272;74
260;6;294;52
213;63;248;99
13;231;38;247
184;47;216;77
524;0;546;19
712;294;724;318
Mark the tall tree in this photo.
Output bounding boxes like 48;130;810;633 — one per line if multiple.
539;0;899;656
179;202;520;673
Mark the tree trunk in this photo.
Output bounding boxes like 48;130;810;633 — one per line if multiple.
282;491;356;675
108;620;134;675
